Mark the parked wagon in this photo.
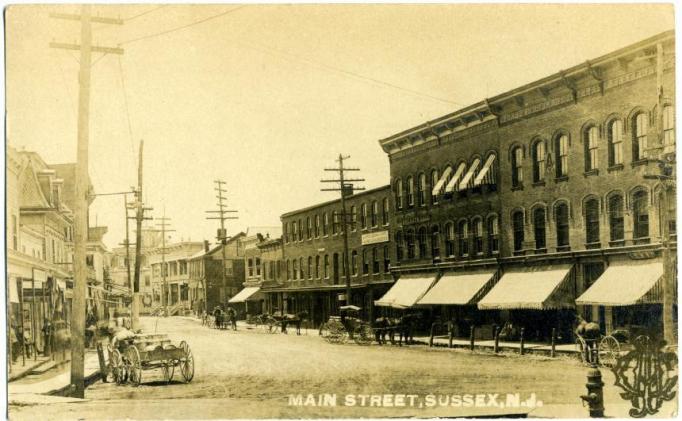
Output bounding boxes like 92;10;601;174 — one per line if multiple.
107;333;194;386
575;332;620;367
319;305;373;345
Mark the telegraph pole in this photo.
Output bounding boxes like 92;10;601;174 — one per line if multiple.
49;5;123;399
206;180;238;308
321;155;365;308
155;213;175;316
131;141;152;328
121;195;133;291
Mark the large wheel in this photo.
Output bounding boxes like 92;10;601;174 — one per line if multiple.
179;341;194;382
125;346;142;387
599;335;620;367
266;318;278;334
326;320;347;344
161;361;174;384
575;336;589;364
109;347;125;384
353;324;374;346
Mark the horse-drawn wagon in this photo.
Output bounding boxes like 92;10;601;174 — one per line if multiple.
319;306;373;345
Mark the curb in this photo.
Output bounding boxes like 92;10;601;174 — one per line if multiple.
48;369;101;397
8;358;52;382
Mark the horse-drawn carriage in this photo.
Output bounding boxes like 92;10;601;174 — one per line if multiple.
106;332;194;386
251;311;309;335
204;307;237;330
319;306;373;345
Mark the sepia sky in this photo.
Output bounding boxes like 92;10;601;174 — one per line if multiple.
5;3;674;250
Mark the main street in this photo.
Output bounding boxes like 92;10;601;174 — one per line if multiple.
10;316;634;419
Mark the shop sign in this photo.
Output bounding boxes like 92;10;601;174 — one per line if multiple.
361;230;389;246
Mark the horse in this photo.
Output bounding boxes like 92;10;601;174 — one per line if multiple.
373;317;397;345
391;313;421;345
281;311;309;335
575;315;601;359
213;307;225;329
225;307;238;331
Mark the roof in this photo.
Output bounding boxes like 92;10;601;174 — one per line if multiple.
281;184;391;218
245;226;282;239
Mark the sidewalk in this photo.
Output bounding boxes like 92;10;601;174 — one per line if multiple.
8;356;52;382
8;350;101;396
414;335;578;355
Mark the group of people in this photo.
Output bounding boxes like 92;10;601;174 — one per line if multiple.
205;306;238;330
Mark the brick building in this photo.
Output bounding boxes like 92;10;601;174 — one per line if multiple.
379;31;676;341
267;185;393;326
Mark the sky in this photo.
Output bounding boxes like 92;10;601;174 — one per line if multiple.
5;3;674;250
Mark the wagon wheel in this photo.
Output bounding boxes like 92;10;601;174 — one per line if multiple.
599;335;620;367
179;341;194;382
266;318;279;334
327;321;346;344
353;324;374;346
161;361;175;384
109;347;125;384
575;336;589;364
125;346;142;387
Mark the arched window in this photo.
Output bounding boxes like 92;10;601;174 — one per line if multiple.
299;257;304;279
431;225;440;259
487;215;499;254
314;214;320;237
395;231;404;261
360;203;367;229
532;140;546;182
584;126;599;172
663;105;675;154
418;173;427;206
351;250;358;275
417;227;428;258
349;205;357;231
292;221;298;242
286;260;291;280
585;198;600;245
307;257;312;280
383;245;390;272
633;112;648;161
322;212;329;236
371;201;378;227
306;217;312;239
332;212;339;235
406;176;415;207
443;222;455;257
608;194;625;243
395;179;404;209
457;220;469;257
315;255;320;278
372;248;380;273
406;229;416;259
382;198;389;225
471;218;482;255
298;219;303;241
555;134;569;177
362;249;369;275
632;189;649;241
512;211;525;252
555;203;570;249
431;169;440;204
292;259;298;280
533;208;546;250
511;146;524;187
608;119;624;166
324;255;330;278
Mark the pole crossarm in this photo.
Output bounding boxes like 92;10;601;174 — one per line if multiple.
50;42;124;55
50;12;124;25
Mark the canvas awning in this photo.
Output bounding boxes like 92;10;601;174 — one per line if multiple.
9;278;19;303
444;163;467;193
575;260;664;306
228;287;262;303
473;154;496;187
458;158;481;191
431;166;452;196
417;270;497;306
477;265;574;310
375;274;437;309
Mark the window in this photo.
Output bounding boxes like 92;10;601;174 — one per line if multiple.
332;212;339;235
633;113;648;161
145;275;150;287
248;258;254;276
533;208;546;250
322;212;329;236
306;217;312;239
512;211;525;252
11;215;17;251
298;219;303;241
532;140;546;182
382;198;389;225
299;257;304;279
431;226;440;259
663;105;675;154
555;203;570;249
351;250;358;275
284;222;289;243
348;206;356;231
324;255;330;278
315;256;320;278
584;127;598;172
585;199;600;245
472;218;483;255
608;120;624;166
372;248;380;274
286;260;291;280
487;215;499;254
406;229;416;259
383;245;390;272
314;215;320;237
417;227;428;258
457;220;469;257
292;221;298;242
633;190;649;241
512;147;524;187
406;176;415;207
431;169;439;204
360;203;367;229
556;134;569;176
395;179;404;209
362;249;369;275
307;257;312;280
371;201;378;227
395;231;404;261
418;173;427;206
292;259;298;280
445;222;455;257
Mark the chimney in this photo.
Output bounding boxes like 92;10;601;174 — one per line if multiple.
204;240;210;252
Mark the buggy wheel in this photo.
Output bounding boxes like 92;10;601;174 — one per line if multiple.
110;348;125;384
161;361;175;384
179;341;194;382
599;335;620;367
125;347;142;387
575;337;589;364
353;324;374;346
326;321;346;344
266;319;278;334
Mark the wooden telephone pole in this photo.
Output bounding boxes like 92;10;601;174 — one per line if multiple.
49;5;123;398
206;180;238;308
321;155;364;308
155;213;175;316
131;141;152;328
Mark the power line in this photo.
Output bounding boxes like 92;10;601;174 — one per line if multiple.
117;55;137;161
124;5;168;22
119;5;248;46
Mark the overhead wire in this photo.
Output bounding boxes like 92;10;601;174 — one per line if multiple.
117;55;138;162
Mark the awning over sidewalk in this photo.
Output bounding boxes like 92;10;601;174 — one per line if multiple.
575;260;664;306
417;270;497;306
375;274;437;309
229;287;262;303
477;265;574;310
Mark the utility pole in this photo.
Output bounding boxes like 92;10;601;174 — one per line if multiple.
206;180;238;309
121;195;133;291
321;155;365;309
49;5;123;399
155;212;175;316
131;141;152;328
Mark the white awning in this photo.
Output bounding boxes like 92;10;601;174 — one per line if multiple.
473;154;496;187
375;274;437;309
417;270;497;306
9;278;19;303
444;163;467;193
477;265;574;310
228;287;262;303
458;158;481;191
431;166;452;196
576;260;664;306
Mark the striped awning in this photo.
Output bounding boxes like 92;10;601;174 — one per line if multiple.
431;166;452;196
576;260;665;306
229;287;262;303
417;270;497;306
458;158;481;191
478;265;574;310
375;274;437;309
444;163;467;193
473;154;496;187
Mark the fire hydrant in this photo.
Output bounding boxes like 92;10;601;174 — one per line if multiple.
580;355;605;418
